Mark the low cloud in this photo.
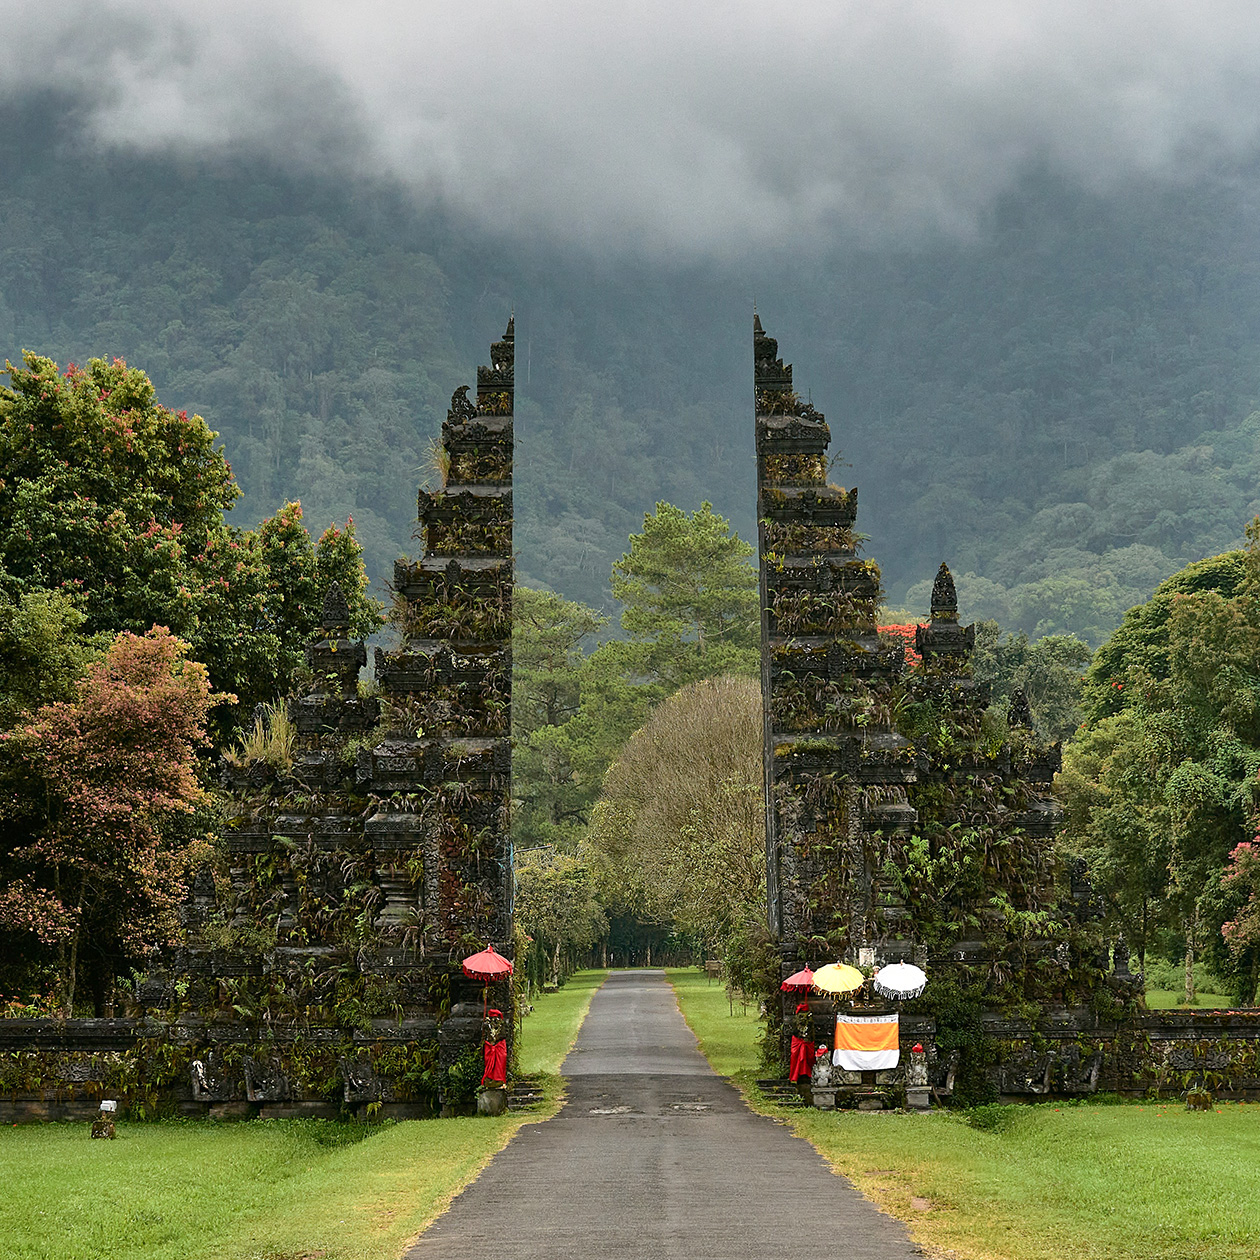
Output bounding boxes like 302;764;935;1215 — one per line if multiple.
7;1;1260;254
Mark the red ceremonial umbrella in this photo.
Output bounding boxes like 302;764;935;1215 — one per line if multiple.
780;965;815;993
462;945;514;1015
462;944;514;982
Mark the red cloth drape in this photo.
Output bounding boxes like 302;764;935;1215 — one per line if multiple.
482;1039;508;1085
789;1035;815;1082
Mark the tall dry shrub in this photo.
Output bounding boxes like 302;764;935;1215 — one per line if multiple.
584;675;764;954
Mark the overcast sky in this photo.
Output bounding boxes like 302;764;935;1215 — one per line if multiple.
7;1;1260;255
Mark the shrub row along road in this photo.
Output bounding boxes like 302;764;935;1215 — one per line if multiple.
407;970;919;1259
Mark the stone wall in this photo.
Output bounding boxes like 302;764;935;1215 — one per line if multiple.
978;1007;1260;1101
7;1004;1260;1121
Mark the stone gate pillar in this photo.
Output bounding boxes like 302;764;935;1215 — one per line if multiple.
361;318;516;1092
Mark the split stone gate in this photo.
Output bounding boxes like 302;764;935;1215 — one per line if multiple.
2;315;1259;1119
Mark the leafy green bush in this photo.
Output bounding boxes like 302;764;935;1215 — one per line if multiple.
442;1045;485;1107
1140;957;1226;994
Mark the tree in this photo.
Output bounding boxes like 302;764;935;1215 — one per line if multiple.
193;502;381;739
878;623;922;667
513;850;607;987
514;586;609;731
0;354;382;743
0;627;218;1013
512;586;610;850
1057;526;1260;1001
0;591;104;731
511;506;761;856
608;502;759;690
1219;838;1260;1000
1081;550;1248;724
971;622;1094;742
583;676;765;958
1056;710;1177;971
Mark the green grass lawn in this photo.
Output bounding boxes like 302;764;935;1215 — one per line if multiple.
1142;988;1242;1009
666;967;1260;1260
667;968;763;1077
0;970;606;1260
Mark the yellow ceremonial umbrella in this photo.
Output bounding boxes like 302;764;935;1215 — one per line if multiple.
811;963;865;995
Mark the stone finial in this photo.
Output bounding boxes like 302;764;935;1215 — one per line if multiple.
321;581;350;633
930;563;958;623
487;318;515;376
753;313;786;377
448;384;477;423
914;562;974;660
1007;687;1033;729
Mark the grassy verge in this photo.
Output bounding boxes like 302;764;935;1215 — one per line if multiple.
0;970;606;1260
666;967;764;1080
517;969;606;1075
666;966;1260;1260
0;1117;526;1260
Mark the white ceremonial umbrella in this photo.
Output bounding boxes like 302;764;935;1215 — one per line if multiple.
872;962;927;1000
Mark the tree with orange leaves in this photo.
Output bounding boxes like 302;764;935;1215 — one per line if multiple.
878;623;923;667
0;627;218;1014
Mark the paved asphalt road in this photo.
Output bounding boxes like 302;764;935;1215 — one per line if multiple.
406;970;921;1260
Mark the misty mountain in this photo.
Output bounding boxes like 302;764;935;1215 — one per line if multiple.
11;3;1260;257
3;96;1260;640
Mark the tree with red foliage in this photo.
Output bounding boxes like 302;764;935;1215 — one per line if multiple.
879;623;923;667
1222;838;1260;961
0;627;217;1014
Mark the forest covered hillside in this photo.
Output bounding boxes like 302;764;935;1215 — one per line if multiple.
3;96;1260;639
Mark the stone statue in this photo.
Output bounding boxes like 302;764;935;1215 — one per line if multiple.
1008;687;1033;729
321;581;350;632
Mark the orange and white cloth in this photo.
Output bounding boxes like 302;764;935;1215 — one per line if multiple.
832;1013;900;1071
